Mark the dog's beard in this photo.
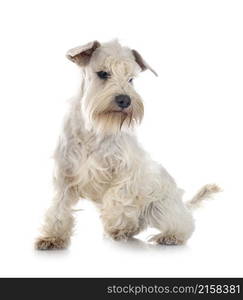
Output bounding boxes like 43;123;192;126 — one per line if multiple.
83;83;144;135
90;103;144;135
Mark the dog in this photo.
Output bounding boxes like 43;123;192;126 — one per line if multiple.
35;40;220;250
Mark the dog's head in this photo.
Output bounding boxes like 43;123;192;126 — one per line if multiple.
66;40;157;135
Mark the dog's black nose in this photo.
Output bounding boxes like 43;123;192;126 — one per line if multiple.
115;94;131;109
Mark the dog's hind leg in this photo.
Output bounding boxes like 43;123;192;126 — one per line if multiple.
145;195;195;245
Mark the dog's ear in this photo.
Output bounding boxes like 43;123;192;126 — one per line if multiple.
66;41;101;66
132;49;158;76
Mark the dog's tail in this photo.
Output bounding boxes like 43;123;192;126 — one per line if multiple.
185;184;222;210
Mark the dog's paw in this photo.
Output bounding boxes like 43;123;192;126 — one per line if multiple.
148;233;184;245
108;228;139;241
35;237;67;250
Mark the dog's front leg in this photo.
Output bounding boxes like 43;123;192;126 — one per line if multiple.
101;187;142;241
35;118;85;250
35;181;79;250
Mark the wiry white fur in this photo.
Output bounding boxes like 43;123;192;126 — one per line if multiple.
186;184;221;210
35;40;220;250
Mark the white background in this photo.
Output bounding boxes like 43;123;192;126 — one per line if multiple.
0;0;242;277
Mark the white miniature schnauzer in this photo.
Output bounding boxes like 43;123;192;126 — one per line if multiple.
36;40;220;250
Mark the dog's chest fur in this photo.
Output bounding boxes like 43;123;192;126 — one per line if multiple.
78;132;143;202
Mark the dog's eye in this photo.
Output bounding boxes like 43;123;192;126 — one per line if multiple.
128;78;133;83
97;71;110;80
